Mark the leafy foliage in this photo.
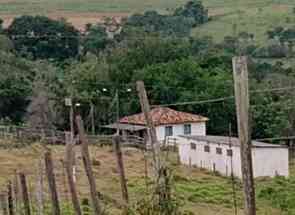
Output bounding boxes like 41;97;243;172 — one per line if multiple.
174;0;208;26
7;15;79;61
0;51;35;122
133;58;235;134
82;24;109;56
126;11;195;37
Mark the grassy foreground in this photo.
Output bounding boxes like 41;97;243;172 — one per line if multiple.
0;141;293;214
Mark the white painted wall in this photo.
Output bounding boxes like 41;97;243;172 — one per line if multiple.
252;147;289;177
155;122;206;142
178;137;289;178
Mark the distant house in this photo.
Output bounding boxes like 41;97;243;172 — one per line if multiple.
178;135;289;178
105;107;208;143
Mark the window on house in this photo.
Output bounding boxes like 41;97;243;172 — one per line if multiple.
204;145;210;153
227;149;233;157
216;147;222;155
190;142;196;150
165;126;173;137
184;124;191;135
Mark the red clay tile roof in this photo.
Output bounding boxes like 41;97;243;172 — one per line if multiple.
119;107;208;126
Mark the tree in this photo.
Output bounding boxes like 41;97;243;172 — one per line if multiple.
82;24;109;56
174;0;208;26
107;37;193;85
251;70;295;139
0;35;14;52
133;58;234;134
0;51;35;122
125;10;194;37
26;62;60;129
7;15;80;61
64;55;112;131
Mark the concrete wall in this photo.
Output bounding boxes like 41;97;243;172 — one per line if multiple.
178;137;289;178
252;147;289;177
155;122;206;142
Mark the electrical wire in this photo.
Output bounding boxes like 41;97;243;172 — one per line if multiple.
151;85;295;107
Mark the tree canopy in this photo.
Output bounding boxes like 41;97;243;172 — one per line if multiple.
7;15;80;61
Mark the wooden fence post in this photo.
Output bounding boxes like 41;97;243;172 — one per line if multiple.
13;171;19;215
60;159;69;202
136;81;161;177
76;115;102;215
44;150;61;215
0;193;8;215
233;56;256;215
7;181;14;215
65;133;82;215
112;135;129;207
36;158;44;215
19;173;31;215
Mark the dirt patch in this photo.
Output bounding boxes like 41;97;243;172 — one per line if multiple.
271;4;292;12
1;11;129;31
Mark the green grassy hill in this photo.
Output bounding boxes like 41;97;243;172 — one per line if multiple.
1;0;295;44
196;1;295;44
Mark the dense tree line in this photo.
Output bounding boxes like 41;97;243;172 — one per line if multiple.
0;0;294;140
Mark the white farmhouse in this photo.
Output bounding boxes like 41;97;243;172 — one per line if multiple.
178;135;289;178
105;107;208;143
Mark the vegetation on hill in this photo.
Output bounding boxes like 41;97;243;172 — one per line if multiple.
0;0;294;138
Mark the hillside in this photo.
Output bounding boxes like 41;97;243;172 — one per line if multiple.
1;0;294;43
196;1;295;44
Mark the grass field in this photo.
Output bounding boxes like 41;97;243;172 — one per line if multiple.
0;141;293;214
196;2;295;44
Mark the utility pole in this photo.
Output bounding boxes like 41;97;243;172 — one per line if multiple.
232;56;256;215
229;124;238;215
90;102;95;135
65;97;77;183
136;81;161;176
69;100;74;142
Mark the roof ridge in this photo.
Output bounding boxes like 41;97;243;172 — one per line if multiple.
119;107;208;126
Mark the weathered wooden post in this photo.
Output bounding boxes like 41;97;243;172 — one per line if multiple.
76;115;102;215
65;132;82;215
44;150;61;215
36;158;44;215
13;171;19;214
19;173;31;215
7;181;14;215
136;81;161;176
60;159;69;202
232;56;256;215
136;81;173;211
112;135;129;208
0;193;8;215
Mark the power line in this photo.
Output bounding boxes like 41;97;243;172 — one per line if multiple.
152;85;295;107
255;136;295;142
152;96;234;108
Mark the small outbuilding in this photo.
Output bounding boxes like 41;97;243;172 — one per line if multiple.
178;135;289;178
